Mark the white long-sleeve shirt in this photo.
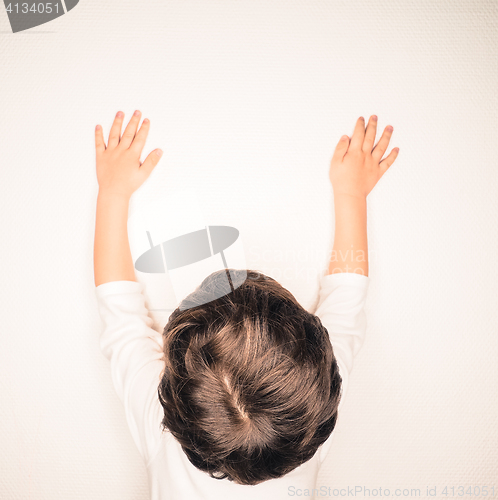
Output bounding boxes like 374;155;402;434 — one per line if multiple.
95;272;369;500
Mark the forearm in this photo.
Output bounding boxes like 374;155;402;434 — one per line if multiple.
94;191;136;287
328;193;368;276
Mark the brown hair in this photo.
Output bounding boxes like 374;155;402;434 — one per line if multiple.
157;269;342;485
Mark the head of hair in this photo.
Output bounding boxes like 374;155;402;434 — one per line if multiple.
157;269;342;485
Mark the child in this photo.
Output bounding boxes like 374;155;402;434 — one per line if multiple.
94;111;398;499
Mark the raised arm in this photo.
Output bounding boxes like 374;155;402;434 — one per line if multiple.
327;115;399;276
93;111;166;465
93;110;163;287
315;117;399;464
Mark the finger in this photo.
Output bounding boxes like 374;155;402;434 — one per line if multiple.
119;110;141;149
362;115;378;153
331;134;350;163
108;111;124;149
129;118;150;155
95;125;106;155
139;149;163;180
349;116;366;151
379;147;399;174
372;125;394;162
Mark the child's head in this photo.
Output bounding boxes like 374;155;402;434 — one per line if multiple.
158;269;342;486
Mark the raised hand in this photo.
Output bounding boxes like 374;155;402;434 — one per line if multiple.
95;110;163;200
329;115;399;199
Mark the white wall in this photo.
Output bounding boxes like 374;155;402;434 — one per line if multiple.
0;0;497;498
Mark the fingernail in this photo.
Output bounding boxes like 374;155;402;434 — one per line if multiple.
387;126;393;132
359;116;364;121
372;115;378;121
95;124;101;131
156;149;163;157
143;118;149;124
394;148;399;153
341;135;348;141
116;111;123;118
134;110;140;116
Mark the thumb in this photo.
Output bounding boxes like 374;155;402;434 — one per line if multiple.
140;149;163;179
331;135;349;163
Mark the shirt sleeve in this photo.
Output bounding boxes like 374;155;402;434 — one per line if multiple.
95;280;167;467
313;272;370;461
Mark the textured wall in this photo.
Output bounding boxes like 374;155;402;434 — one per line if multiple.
0;1;497;498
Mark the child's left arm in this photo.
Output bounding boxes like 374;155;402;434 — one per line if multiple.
93;110;166;465
94;110;163;287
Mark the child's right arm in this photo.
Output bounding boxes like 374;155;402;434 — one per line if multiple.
319;114;398;373
315;116;398;461
328;115;398;276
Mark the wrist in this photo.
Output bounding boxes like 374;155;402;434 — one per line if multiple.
333;190;367;204
97;189;131;204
